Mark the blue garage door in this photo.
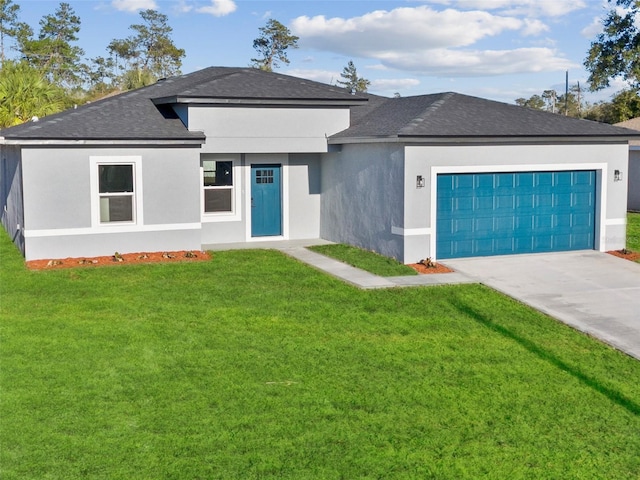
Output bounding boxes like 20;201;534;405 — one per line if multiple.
437;171;596;259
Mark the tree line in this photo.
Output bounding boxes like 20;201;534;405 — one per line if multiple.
515;87;640;124
0;2;370;128
2;0;636;128
0;0;189;125
516;0;640;123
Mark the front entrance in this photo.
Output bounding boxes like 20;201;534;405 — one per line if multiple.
251;164;282;237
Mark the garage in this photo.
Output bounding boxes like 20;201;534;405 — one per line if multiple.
436;171;596;259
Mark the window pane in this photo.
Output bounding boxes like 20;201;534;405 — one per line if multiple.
203;161;232;187
100;196;133;222
99;165;133;193
204;189;232;212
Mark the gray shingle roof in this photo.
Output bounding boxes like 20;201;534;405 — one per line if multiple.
331;92;640;140
615;117;640;131
153;67;370;102
3;68;637;144
0;67;366;142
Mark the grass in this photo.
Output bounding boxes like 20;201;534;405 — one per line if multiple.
2;231;640;479
308;243;417;276
627;211;640;254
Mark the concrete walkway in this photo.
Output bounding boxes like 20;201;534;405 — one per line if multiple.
444;251;640;361
205;239;473;289
280;246;473;289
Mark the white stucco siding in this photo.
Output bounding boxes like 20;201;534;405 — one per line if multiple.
403;143;629;262
141;152;200;226
288;154;321;240
21;146;202;260
22;148;92;230
188;106;350;153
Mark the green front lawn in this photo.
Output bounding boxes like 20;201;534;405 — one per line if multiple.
2;231;640;479
308;243;417;276
627;212;640;253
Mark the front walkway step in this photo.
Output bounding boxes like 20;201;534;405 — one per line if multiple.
280;247;474;289
280;247;397;289
387;273;475;287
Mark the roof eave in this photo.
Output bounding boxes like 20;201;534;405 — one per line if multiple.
0;137;205;146
328;134;639;145
152;95;367;107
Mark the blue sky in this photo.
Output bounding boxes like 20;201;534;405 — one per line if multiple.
12;0;626;104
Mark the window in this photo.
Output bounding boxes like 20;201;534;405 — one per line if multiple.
203;160;233;213
99;164;134;222
255;169;274;184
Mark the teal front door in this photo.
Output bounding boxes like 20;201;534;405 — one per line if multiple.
436;171;596;259
251;164;282;237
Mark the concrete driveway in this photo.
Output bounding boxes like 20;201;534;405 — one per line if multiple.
443;251;640;361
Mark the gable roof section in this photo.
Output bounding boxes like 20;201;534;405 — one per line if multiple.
615;118;640;146
615;117;640;130
152;67;370;105
0;67;366;144
330;92;640;143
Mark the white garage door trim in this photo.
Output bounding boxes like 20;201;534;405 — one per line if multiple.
430;163;608;260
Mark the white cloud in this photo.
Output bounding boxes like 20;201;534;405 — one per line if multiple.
370;78;421;91
581;16;603;38
521;18;549;36
367;64;390;71
196;0;237;16
284;69;339;85
292;7;523;54
174;0;193;13
529;37;557;48
111;0;156;12
284;69;420;95
378;47;577;77
433;0;586;17
291;6;573;77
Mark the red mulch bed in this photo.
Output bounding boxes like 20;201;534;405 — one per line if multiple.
607;249;640;262
26;250;211;271
407;262;453;274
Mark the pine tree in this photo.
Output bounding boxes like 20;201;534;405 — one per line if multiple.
336;60;370;93
0;0;25;65
251;19;299;72
19;2;84;88
108;9;185;88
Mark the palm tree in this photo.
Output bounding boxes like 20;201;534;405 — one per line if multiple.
0;60;66;127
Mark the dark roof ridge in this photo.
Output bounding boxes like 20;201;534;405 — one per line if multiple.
331;90;640;140
398;92;455;135
157;67;250;97
167;67;369;102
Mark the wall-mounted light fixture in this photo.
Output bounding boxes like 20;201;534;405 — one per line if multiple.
416;175;425;188
614;170;623;182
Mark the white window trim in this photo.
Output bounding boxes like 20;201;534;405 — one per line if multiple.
201;154;241;222
428;163;608;260
90;156;143;231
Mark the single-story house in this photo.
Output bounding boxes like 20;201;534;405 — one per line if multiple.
1;67;638;262
614;117;640;212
